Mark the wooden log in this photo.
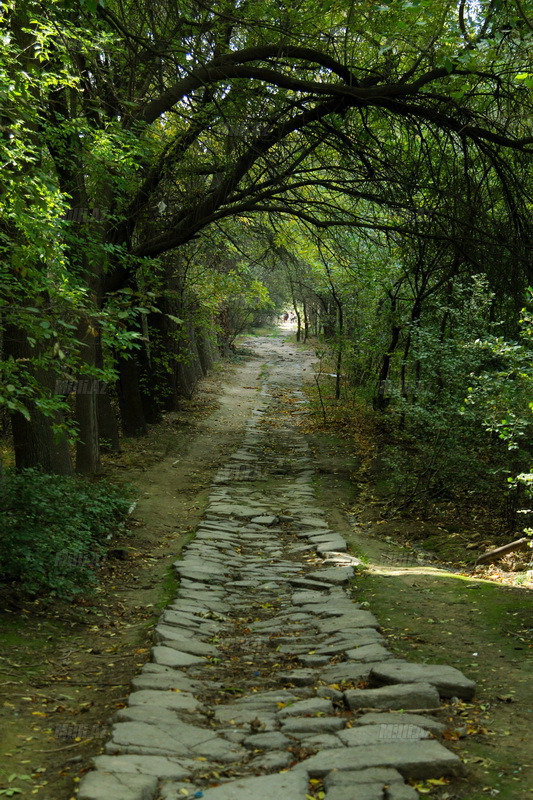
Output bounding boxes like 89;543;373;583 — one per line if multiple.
474;537;531;566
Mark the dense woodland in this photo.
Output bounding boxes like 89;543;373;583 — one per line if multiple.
1;0;532;594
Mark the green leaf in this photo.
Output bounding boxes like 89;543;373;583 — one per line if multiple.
443;57;454;74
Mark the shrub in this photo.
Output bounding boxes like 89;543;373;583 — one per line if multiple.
0;469;133;598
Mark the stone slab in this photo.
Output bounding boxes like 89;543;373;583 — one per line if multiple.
106;722;189;757
173;565;228;583
306;532;342;544
325;786;383;800
299;603;360;618
191;738;247;763
299;733;343;749
178;588;226;602
281;716;346;734
356;712;445;735
338;723;429;747
233;690;300;707
168;594;229;611
316;541;348;555
279;642;321;655
128;690;200;713
106;720;237;760
322;552;362;565
325;767;420;800
152;646;206;668
306;566;355;585
154;628;218;657
161;610;220;633
219;729;247;744
158;782;203;800
317;612;379;632
319;663;373;683
298;654;330;666
292;591;330;605
277;669;317;686
115;707;184;726
370;660;476;700
324;766;405;788
318;629;383;650
317;686;344;702
77;770;158;800
243;731;291;750
388;784;420;800
298;739;464;778
158;614;201;631
131;672;199;693
345;644;393;663
299;517;329;527
344;682;440;711
277;697;333;717
246;750;293;771
213;706;277;731
199;770;310;799
289;577;337;591
207;504;263;518
316;636;382;655
92;754;197;780
167;597;220;613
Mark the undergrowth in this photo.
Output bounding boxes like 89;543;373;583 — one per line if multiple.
303;376;521;538
0;469;133;598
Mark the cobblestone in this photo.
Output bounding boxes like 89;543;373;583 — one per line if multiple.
78;335;474;800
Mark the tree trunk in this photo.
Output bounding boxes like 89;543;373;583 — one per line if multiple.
117;354;148;437
294;307;302;342
175;320;204;400
288;278;301;341
94;339;120;452
400;300;421;401
75;319;100;474
137;343;163;424
197;325;217;373
4;323;73;474
474;538;530;566
331;287;344;401
10;405;73;474
302;298;309;342
374;325;401;411
76;388;99;473
97;392;120;452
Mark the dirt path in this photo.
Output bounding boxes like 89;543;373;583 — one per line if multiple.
0;331;531;800
74;333;496;800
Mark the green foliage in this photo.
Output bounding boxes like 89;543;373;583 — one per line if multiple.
463;298;533;451
1;0;532;475
298;220;531;524
375;283;531;514
461;296;533;532
0;469;133;598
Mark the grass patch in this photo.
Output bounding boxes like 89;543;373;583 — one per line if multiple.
155;566;180;613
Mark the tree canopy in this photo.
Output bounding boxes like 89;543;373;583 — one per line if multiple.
0;0;531;478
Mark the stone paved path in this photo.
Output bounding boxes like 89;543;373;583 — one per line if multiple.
78;335;475;800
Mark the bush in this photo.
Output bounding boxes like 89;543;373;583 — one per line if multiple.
0;469;133;598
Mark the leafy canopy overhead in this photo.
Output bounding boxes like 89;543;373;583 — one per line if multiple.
8;0;529;248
